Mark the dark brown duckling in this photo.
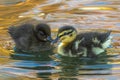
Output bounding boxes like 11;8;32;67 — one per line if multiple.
8;23;53;53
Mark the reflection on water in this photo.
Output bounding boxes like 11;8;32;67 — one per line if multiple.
0;0;26;5
0;0;120;80
1;53;120;80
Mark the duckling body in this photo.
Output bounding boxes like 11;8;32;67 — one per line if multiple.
8;23;53;53
54;26;112;58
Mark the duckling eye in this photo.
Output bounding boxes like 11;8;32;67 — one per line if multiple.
64;32;67;35
58;32;68;38
59;32;69;38
58;30;74;38
39;31;45;35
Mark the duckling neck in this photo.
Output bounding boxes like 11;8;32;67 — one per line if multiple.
57;40;75;56
57;42;68;56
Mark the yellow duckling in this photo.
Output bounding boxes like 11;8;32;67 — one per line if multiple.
53;26;112;58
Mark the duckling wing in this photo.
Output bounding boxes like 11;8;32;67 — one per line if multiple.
77;31;111;47
76;32;101;57
8;24;34;50
77;31;111;57
77;32;96;47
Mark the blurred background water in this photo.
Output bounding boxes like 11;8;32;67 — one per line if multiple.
0;0;120;80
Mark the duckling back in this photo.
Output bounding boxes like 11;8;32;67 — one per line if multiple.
73;31;112;57
8;24;34;50
8;24;34;39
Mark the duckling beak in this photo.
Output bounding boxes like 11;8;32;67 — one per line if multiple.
51;37;59;45
46;36;53;42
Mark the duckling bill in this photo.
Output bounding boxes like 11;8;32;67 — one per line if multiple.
53;26;112;58
8;23;53;53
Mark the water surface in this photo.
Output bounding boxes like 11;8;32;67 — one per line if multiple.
0;0;120;80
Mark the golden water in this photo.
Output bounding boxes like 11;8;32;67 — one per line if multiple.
0;0;120;80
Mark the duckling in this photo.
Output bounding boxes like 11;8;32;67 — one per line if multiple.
8;23;53;53
53;26;112;58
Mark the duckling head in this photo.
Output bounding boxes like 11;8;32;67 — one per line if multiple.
54;26;77;45
34;23;53;42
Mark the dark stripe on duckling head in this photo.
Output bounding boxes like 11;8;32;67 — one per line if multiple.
58;26;77;38
58;30;74;38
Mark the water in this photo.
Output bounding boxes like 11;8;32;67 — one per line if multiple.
0;0;120;80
